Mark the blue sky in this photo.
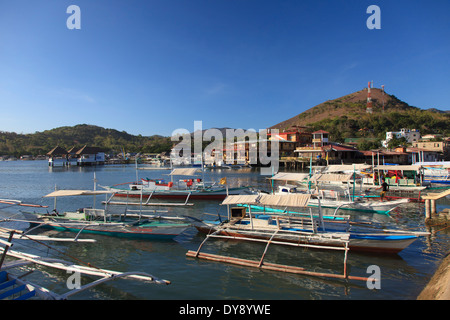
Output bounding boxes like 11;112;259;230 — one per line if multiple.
0;0;449;137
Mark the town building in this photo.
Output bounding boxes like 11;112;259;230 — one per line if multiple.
312;130;329;148
382;128;420;148
47;145;105;166
267;126;312;157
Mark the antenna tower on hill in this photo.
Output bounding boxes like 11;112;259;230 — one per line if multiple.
366;81;373;114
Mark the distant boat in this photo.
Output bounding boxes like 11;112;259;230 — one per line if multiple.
104;168;250;200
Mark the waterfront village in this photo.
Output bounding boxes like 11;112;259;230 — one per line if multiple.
4;126;449;168
1;124;450;300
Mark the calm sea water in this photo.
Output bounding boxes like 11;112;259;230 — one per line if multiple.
0;160;449;301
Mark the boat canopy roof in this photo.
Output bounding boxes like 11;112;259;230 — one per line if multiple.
259;194;311;207
269;172;309;181
324;164;371;173
374;165;422;171
43;190;113;197
222;194;311;207
221;195;260;205
169;168;200;176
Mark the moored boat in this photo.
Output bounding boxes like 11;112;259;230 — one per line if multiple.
191;194;428;254
20;189;191;240
104;168;250;200
269;172;410;214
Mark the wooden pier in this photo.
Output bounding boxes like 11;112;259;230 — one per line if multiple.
279;158;311;170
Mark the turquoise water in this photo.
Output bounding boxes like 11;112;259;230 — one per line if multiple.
0;160;449;300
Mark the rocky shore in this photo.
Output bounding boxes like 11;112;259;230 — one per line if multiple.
418;251;450;300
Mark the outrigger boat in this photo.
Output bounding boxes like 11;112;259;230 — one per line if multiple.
421;164;450;185
0;228;169;300
19;189;191;240
270;173;409;214
103;168;250;200
187;194;427;282
276;185;409;214
191;194;428;254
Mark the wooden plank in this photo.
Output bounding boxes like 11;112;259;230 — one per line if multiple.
186;251;370;281
421;189;450;200
103;201;194;206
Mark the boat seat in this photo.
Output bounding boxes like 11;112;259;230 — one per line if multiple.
84;208;111;221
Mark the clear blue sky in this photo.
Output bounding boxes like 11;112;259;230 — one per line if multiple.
1;0;449;137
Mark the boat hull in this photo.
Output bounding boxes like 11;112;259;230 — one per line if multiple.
28;220;189;240
194;222;417;254
307;198;409;214
111;187;249;200
347;234;418;253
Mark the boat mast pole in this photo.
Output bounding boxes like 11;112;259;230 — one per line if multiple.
352;164;355;201
135;158;138;184
308;154;312;192
201;152;205;184
93;172;97;209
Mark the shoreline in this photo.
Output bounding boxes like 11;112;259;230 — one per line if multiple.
418;251;450;300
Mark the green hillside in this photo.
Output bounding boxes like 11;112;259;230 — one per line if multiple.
270;88;450;148
0;124;173;157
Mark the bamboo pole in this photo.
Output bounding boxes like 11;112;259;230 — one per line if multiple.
0;231;14;269
186;251;370;281
258;229;279;267
425;199;431;219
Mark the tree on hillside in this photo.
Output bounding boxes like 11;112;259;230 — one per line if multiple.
357;139;381;151
387;136;407;149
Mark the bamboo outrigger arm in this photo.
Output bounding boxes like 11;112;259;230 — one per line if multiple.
0;225;97;243
1;247;171;300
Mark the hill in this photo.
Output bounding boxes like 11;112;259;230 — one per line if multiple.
0;124;173;157
270;88;450;145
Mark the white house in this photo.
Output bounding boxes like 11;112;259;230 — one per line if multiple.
382;128;420;148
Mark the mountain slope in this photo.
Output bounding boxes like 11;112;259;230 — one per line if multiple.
270;88;409;129
269;88;450;144
0;124;172;156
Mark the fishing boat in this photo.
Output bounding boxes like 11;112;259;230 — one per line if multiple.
422;165;450;185
104;168;250;200
277;185;409;214
20;189;191;240
0;227;170;300
191;194;427;254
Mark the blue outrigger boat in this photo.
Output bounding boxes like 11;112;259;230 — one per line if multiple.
192;194;429;254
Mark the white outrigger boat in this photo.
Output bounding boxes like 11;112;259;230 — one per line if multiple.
270;172;409;214
104;168;250;201
277;185;409;214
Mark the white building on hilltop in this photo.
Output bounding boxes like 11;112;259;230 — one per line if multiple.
382;128;420;148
